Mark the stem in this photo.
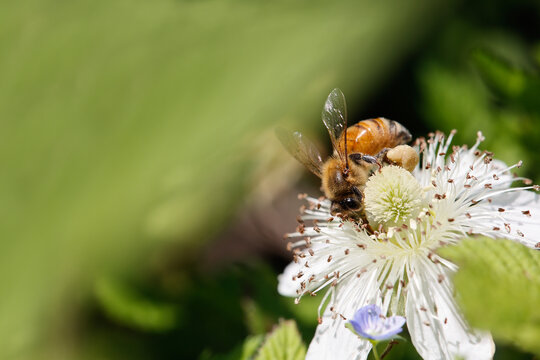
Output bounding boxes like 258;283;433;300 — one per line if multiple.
381;340;399;359
370;341;381;360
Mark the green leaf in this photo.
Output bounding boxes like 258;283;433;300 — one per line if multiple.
240;335;265;360
255;320;307;360
441;237;540;355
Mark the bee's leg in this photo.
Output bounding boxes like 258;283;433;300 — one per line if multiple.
372;148;394;171
349;153;382;170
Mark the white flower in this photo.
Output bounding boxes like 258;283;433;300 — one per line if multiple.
278;131;540;360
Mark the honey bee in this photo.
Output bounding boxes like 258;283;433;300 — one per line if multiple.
278;88;419;218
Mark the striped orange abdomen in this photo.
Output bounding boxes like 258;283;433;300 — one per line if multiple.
337;117;412;156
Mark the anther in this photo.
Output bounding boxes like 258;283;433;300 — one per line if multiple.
498;208;505;212
522;210;531;217
327;255;332;262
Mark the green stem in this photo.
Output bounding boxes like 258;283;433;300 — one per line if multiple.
370;340;380;360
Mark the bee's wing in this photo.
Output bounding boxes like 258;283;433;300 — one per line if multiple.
321;88;348;162
276;128;324;178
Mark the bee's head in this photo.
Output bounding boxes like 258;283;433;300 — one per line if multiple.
330;187;363;216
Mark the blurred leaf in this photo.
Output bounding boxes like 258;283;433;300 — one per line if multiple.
255;320;306;360
243;298;273;336
94;277;177;332
472;50;527;98
418;32;540;182
204;335;265;360
472;49;540;112
441;237;540;355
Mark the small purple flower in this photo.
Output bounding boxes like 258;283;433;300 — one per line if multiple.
349;305;406;341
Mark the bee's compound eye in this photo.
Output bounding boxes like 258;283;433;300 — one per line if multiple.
341;197;360;210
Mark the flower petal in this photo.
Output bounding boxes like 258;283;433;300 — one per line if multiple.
473;190;540;248
277;260;304;297
405;258;495;360
306;269;382;360
277;241;339;298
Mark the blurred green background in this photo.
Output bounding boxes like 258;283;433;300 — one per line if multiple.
1;0;539;359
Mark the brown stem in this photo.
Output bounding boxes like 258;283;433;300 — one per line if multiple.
380;340;399;360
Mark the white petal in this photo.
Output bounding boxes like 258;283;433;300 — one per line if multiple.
474;190;540;248
277;242;340;297
405;258;494;360
306;269;382;360
277;260;303;297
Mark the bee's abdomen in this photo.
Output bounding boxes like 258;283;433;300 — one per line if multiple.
340;118;412;155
